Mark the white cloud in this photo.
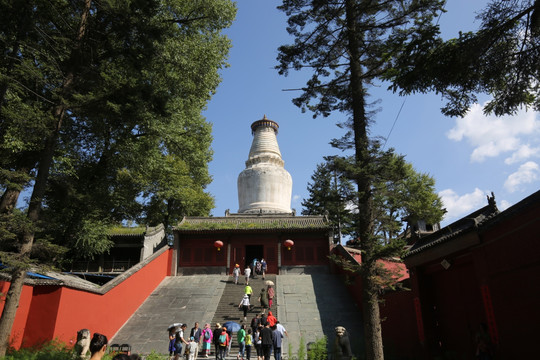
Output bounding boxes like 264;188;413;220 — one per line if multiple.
504;144;540;164
503;161;539;193
499;199;512;211
439;188;488;222
447;104;540;162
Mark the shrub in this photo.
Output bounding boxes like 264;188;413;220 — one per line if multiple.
307;337;327;360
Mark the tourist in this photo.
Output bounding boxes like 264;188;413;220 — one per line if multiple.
250;314;260;335
201;323;213;358
89;333;108;360
260;259;267;280
275;322;288;338
267;285;274;309
239;293;251;322
260;313;267;327
233;264;241;284
169;327;178;358
226;327;234;357
255;260;262;276
187;337;199;360
244;266;251;285
271;326;283;360
254;325;263;360
190;322;202;359
244;283;253;302
112;355;130;360
266;311;277;327
251;258;258;279
213;323;222;360
245;328;253;360
260;324;273;360
237;324;246;360
175;324;189;360
258;288;268;314
217;327;230;360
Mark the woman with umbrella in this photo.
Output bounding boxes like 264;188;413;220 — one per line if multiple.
168;324;182;359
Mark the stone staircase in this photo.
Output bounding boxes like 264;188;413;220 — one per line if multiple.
211;274;277;326
110;273;365;359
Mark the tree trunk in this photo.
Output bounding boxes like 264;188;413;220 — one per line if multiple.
0;1;92;355
0;268;26;353
0;107;65;356
345;0;384;359
0;189;21;214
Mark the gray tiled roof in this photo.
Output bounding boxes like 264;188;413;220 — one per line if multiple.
404;201;499;258
174;214;330;233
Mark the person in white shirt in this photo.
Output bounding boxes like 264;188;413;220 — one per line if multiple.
233;264;241;284
239;294;251;321
275;322;288;338
244;266;251;285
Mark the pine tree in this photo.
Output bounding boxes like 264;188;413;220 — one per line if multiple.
387;0;540;116
276;1;444;358
301;158;355;241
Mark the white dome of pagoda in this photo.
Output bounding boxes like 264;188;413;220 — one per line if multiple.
237;115;293;214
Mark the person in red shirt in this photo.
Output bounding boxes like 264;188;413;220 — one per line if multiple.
266;311;277;327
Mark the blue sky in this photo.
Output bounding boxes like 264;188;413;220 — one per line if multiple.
204;0;540;225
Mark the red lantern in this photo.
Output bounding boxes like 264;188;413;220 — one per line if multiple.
214;240;223;251
284;239;294;250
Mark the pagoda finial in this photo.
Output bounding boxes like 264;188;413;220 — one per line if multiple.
250;115;279;134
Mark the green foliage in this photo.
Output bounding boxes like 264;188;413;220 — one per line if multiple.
307;337;327;360
304;147;444;248
141;351;168;360
3;340;75;360
0;0;236;265
387;0;540;116
301;157;355;239
297;336;306;360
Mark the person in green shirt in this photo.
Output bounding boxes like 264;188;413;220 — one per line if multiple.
237;324;246;360
244;284;253;301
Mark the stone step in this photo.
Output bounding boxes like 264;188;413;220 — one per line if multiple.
211;275;277;327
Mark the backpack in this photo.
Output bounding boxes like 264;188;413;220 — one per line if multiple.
204;330;211;340
219;333;227;347
250;317;259;329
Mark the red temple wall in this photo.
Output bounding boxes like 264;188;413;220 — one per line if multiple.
178;233;330;274
0;248;172;349
409;195;540;359
329;248;419;358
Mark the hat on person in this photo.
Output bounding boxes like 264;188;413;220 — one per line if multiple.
235;264;239;267
216;323;221;328
190;337;194;341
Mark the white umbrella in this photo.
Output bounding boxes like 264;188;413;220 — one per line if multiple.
168;323;183;331
265;280;274;286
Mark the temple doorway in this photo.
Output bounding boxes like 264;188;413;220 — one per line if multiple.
245;245;264;269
